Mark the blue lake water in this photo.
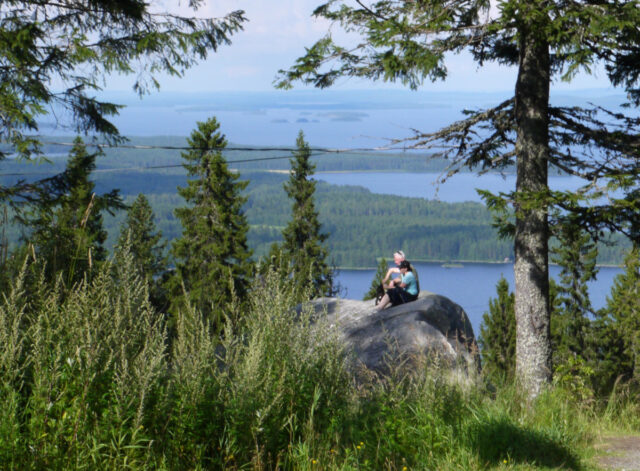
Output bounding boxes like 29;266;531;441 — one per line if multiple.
336;261;622;338
315;172;591;203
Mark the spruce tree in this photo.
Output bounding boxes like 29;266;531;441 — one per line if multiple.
118;193;167;310
169;117;253;324
276;0;640;395
27;137;123;285
364;258;389;301
550;224;598;368
603;245;640;381
279;131;334;300
478;276;516;383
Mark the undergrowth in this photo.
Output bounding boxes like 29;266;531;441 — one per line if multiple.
0;248;637;470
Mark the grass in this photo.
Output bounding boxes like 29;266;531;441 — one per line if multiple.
0;249;638;469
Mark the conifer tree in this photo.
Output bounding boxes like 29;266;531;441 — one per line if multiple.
276;0;640;395
479;276;516;383
603;245;640;381
118;193;167;310
279;131;334;299
550;225;598;368
364;258;389;301
27;137;123;285
169;117;253;324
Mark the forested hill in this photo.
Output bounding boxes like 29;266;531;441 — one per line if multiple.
1;140;627;267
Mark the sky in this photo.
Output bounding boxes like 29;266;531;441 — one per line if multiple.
107;0;613;94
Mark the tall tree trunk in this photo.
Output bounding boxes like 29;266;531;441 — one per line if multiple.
514;27;552;398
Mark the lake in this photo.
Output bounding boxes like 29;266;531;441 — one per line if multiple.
319;171;624;336
336;261;622;337
315;171;609;203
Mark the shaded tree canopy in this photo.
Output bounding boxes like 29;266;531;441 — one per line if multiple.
276;0;640;396
25;137;124;284
0;0;246;201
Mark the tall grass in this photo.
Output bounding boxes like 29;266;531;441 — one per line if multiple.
0;250;637;469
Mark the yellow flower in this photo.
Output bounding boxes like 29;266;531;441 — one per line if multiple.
503;459;508;464
359;441;364;446
356;445;361;450
312;459;317;465
402;467;408;471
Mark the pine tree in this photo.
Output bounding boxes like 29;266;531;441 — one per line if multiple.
550;224;598;368
276;0;640;396
28;137;123;285
603;245;640;381
363;258;389;301
478;276;516;384
279;131;334;300
169;117;253;324
118;193;167;310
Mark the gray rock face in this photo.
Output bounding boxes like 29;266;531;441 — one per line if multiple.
304;292;479;373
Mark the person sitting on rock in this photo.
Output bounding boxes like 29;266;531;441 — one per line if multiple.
377;260;419;309
381;250;420;292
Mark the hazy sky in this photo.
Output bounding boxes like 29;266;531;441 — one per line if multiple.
108;1;612;94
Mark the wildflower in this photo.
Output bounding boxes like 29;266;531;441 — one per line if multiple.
312;459;317;465
503;459;507;464
356;445;361;450
402;467;408;471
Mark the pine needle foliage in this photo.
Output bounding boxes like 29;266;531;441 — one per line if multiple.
603;245;640;382
479;276;517;384
0;1;246;203
168;117;253;326
25;137;124;286
550;225;598;369
118;193;168;310
277;130;335;300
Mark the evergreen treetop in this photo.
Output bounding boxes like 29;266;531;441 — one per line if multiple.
279;130;334;299
26;137;123;284
170;117;253;323
118;193;167;283
479;276;516;384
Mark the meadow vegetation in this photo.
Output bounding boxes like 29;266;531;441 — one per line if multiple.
0;247;638;470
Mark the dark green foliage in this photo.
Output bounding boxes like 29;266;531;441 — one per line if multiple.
479;276;516;384
601;246;640;382
117;193;168;310
276;131;334;299
25;137;123;285
363;258;389;301
550;225;598;369
168;117;253;325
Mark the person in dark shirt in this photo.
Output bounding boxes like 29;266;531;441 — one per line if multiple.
377;261;419;309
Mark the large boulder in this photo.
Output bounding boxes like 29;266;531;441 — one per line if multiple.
303;291;479;374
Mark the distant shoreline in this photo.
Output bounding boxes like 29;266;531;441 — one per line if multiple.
337;259;623;270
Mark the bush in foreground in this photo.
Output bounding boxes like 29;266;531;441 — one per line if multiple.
0;252;638;469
